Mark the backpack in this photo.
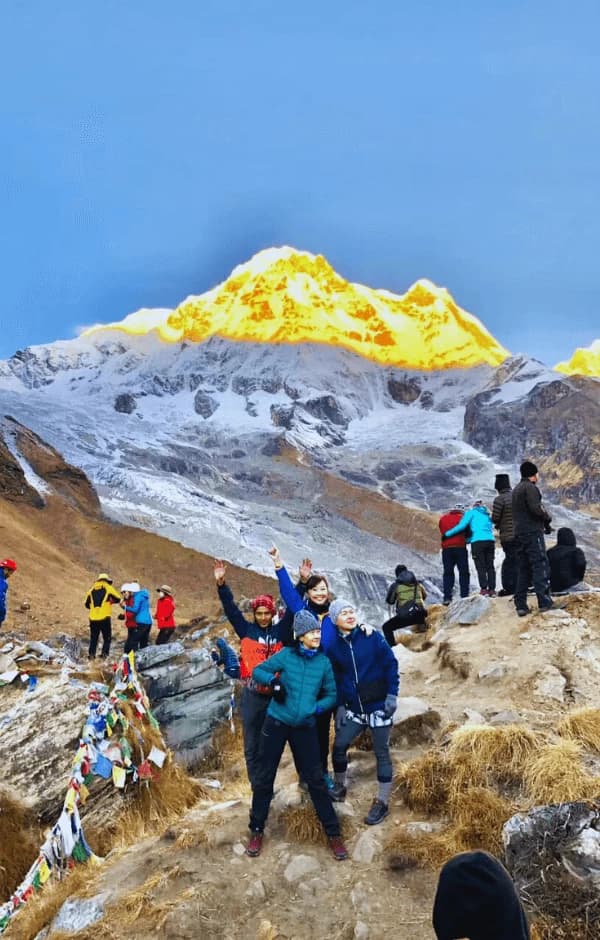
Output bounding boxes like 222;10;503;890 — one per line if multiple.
394;583;427;624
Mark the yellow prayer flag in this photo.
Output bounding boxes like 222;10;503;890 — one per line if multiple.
112;765;126;789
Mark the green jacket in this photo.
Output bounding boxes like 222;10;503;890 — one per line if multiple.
253;645;337;727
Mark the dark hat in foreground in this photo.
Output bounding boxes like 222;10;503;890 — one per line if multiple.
494;473;510;491
432;850;530;940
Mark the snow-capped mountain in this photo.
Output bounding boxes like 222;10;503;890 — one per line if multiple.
0;248;598;616
555;339;600;377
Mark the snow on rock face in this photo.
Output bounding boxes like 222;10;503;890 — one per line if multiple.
0;334;598;612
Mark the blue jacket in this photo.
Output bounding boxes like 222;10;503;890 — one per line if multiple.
125;589;153;626
0;571;7;624
444;505;494;544
276;567;336;649
327;628;399;714
252;645;337;727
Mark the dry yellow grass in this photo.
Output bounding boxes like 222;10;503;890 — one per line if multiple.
386;827;457;869
444;724;541;803
0;790;43;898
530;916;592;939
395;750;450;814
557;707;600;753
3;866;95;940
523;739;598;804
449;786;514;856
281;803;354;844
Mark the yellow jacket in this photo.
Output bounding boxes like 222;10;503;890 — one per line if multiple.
85;580;121;621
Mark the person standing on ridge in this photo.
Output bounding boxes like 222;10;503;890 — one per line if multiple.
492;473;516;596
245;609;347;861
443;499;496;596
512;460;554;616
122;581;153;650
213;558;294;788
84;572;121;660
0;558;17;633
438;506;470;605
155;584;176;644
328;598;399;825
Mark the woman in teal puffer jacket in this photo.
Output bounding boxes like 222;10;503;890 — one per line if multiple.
443;500;497;596
245;609;347;861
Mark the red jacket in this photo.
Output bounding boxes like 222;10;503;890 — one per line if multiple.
155;594;176;629
439;511;467;549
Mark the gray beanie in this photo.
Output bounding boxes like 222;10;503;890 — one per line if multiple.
293;609;320;638
328;598;355;626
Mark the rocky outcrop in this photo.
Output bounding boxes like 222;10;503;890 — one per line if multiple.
504;802;600;923
134;644;232;768
464;374;600;503
193;390;219;419
114;393;137;414
387;377;421;404
0;427;44;507
0;642;231;820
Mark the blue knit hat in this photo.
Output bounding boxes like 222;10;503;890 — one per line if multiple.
329;598;355;626
293;609;320;638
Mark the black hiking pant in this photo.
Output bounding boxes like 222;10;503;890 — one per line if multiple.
249;715;340;837
123;624;152;654
89;617;111;659
500;539;517;594
240;686;271;788
156;628;175;645
514;531;551;611
471;540;496;591
316;708;334;775
441;547;470;601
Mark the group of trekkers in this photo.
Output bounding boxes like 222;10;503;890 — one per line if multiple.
84;576;176;659
438;460;587;616
213;549;399;861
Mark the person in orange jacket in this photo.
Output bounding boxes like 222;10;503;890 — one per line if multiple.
155;584;176;645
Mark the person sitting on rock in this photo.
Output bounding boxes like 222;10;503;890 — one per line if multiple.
547;527;587;594
491;474;516;596
382;565;428;645
432;850;530;939
0;558;17;633
84;572;121;660
155;584;176;645
213;558;295;788
443;499;496;597
438;507;470;605
328;598;399;825
245;609;347;861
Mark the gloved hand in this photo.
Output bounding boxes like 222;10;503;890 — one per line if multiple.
335;705;348;730
359;623;374;636
271;676;286;703
382;694;397;719
544;524;553;535
117;613;125;621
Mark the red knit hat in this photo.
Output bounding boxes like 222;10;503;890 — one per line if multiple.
251;594;276;614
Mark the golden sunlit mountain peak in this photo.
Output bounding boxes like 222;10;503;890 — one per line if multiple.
554;339;600;378
83;246;509;370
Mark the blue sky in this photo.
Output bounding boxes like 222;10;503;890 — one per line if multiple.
1;0;598;365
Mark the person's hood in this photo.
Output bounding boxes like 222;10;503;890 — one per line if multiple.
135;588;150;600
556;527;576;546
472;504;490;516
396;569;417;585
432;851;530;940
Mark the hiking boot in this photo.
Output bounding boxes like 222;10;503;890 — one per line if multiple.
442;599;452;607
516;607;531;617
479;588;489;596
323;772;335;792
539;600;566;612
329;835;348;860
497;589;512;597
488;591;497;598
246;832;263;857
330;783;347;802
365;799;389;825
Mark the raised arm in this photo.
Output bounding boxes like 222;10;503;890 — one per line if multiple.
214;559;250;640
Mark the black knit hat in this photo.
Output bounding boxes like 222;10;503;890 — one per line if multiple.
432;851;530;940
520;460;538;478
494;473;510;491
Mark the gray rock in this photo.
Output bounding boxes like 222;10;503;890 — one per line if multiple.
478;661;512;682
351;830;380;864
391;696;441;746
463;708;486;725
193;390;219;418
487;709;522;725
283;854;321;883
446;595;490;625
51;894;109;933
114;393;136;414
534;665;566;703
232;842;246;856
134;642;186;670
354;922;370;940
245;879;267;900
